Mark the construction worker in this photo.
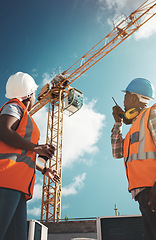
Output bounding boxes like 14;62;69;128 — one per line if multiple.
111;78;156;240
0;72;60;240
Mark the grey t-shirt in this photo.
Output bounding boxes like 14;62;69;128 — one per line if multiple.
1;103;23;120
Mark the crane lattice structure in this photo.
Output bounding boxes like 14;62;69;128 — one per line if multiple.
29;0;156;222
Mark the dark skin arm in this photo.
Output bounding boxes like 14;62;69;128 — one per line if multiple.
0;114;54;158
112;105;125;123
36;163;60;183
0;114;60;183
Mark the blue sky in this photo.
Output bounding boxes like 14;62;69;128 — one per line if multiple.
1;0;156;220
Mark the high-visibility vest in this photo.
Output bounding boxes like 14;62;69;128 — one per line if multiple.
124;104;156;192
0;98;40;200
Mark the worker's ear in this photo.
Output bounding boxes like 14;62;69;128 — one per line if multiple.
131;94;138;103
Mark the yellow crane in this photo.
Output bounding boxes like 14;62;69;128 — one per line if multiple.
30;0;156;222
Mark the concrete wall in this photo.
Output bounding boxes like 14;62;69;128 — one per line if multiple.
44;220;97;240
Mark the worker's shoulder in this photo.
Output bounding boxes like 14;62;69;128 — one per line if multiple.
5;101;23;110
148;104;156;119
1;102;24;118
150;104;156;111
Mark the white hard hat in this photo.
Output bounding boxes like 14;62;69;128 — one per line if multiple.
5;72;38;99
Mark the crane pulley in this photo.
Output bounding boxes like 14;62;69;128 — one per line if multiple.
29;0;156;222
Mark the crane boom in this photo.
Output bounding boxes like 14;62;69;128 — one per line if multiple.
61;0;156;86
29;0;156;222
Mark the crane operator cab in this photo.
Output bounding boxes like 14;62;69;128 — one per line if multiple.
64;88;83;116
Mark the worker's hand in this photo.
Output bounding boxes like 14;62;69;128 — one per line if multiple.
112;105;125;123
33;144;55;159
45;168;60;183
148;183;156;212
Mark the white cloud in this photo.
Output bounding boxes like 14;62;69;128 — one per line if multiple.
33;97;105;168
98;0;156;40
134;15;156;40
42;72;51;86
97;0;144;27
100;0;144;13
105;0;127;10
33;183;42;200
27;207;41;217
62;173;86;197
27;183;42;217
62;204;69;210
63;99;105;167
29;99;105;213
28;183;42;204
31;68;38;78
33;106;48;144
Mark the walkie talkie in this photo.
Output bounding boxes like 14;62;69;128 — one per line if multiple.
112;97;124;119
112;97;132;125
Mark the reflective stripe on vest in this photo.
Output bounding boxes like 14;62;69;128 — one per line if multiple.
124;109;156;162
123;104;156;191
0;114;35;169
0;99;40;200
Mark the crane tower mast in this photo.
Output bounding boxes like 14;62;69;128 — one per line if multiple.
30;0;156;222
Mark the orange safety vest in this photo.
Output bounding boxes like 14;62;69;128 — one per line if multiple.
124;104;156;192
0;98;40;200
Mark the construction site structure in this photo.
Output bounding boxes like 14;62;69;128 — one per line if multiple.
29;0;156;222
